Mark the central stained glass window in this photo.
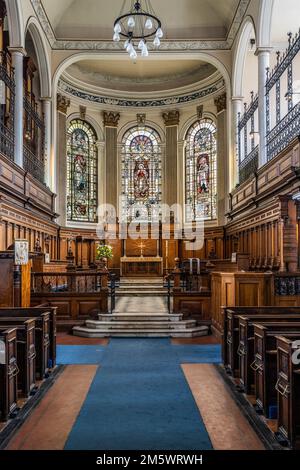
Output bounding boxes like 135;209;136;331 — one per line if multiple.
121;126;162;222
67;119;98;223
185;118;217;222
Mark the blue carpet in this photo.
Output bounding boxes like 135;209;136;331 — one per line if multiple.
57;345;106;364
60;339;221;450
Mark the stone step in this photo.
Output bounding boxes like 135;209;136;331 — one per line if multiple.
85;320;197;330
73;325;209;338
98;314;182;322
116;292;167;297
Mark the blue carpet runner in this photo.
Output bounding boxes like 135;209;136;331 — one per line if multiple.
58;339;221;450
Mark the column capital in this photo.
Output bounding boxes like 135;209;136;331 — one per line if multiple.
214;92;227;114
255;46;273;56
96;140;105;149
57;94;71;114
231;96;244;103
8;46;27;56
103;111;120;127
163;110;180;126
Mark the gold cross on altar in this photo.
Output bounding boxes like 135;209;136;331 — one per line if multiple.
139;241;146;258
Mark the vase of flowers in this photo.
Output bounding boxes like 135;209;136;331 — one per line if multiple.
96;244;113;270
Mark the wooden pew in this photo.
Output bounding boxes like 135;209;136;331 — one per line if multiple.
223;307;300;376
0;329;18;421
0;307;56;369
276;336;300;449
253;323;300;418
238;315;300;393
0;313;50;379
0;319;36;397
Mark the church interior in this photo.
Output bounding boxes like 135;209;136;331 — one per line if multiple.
1;0;300;458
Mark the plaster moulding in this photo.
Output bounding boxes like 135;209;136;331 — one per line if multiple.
31;0;250;51
58;77;226;110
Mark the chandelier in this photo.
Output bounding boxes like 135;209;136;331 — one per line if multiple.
113;0;163;59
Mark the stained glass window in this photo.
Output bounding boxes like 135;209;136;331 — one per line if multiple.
67;119;98;222
185;118;217;222
121;126;162;222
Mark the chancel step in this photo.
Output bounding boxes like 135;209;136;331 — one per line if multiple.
73;325;209;338
73;312;209;338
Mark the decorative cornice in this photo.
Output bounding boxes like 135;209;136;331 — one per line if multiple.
31;0;250;51
58;77;225;109
214;93;227;113
103;111;120;127
163;110;180;126
57;94;71;114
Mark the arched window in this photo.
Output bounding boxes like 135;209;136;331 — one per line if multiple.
67;119;98;223
185;118;217;222
121;126;162;222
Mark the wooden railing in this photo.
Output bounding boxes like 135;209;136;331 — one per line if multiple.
31;271;109;294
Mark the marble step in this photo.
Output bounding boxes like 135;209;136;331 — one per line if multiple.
116;291;167;297
98;314;182;322
73;325;209;338
85;320;197;330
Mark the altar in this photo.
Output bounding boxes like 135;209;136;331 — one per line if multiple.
120;257;163;277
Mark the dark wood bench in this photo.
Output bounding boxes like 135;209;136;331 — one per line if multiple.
253;323;300;418
275;335;300;449
0;307;57;369
0;329;18;421
223;307;300;376
238;315;300;393
0;313;50;379
0;318;36;398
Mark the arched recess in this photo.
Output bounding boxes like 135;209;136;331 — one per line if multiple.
4;0;24;48
25;17;51;99
232;16;257;100
51;50;232;198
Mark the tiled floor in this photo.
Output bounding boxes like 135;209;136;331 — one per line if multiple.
57;333;109;345
6;365;97;450
115;296;168;313
183;364;265;450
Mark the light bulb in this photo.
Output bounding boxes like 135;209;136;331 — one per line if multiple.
124;39;129;49
156;27;163;38
114;23;121;34
113;32;120;42
141;44;149;57
130;48;137;60
138;39;145;50
127;42;133;53
128;16;135;28
153;36;160;47
145;18;153;29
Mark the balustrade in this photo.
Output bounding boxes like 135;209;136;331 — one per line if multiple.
0;50;14;161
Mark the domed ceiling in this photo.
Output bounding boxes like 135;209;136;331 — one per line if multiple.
64;59;218;93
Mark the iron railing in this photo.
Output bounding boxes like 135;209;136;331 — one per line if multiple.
0;51;15;161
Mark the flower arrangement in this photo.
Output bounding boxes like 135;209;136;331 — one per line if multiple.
96;244;113;260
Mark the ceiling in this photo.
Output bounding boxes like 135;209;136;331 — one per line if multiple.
41;0;240;40
64;59;217;93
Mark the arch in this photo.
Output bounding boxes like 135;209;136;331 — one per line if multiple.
4;0;24;48
67;112;104;142
25;17;51;98
179;111;217;142
118;119;165;144
258;0;274;48
52;51;232;100
232;16;257;99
